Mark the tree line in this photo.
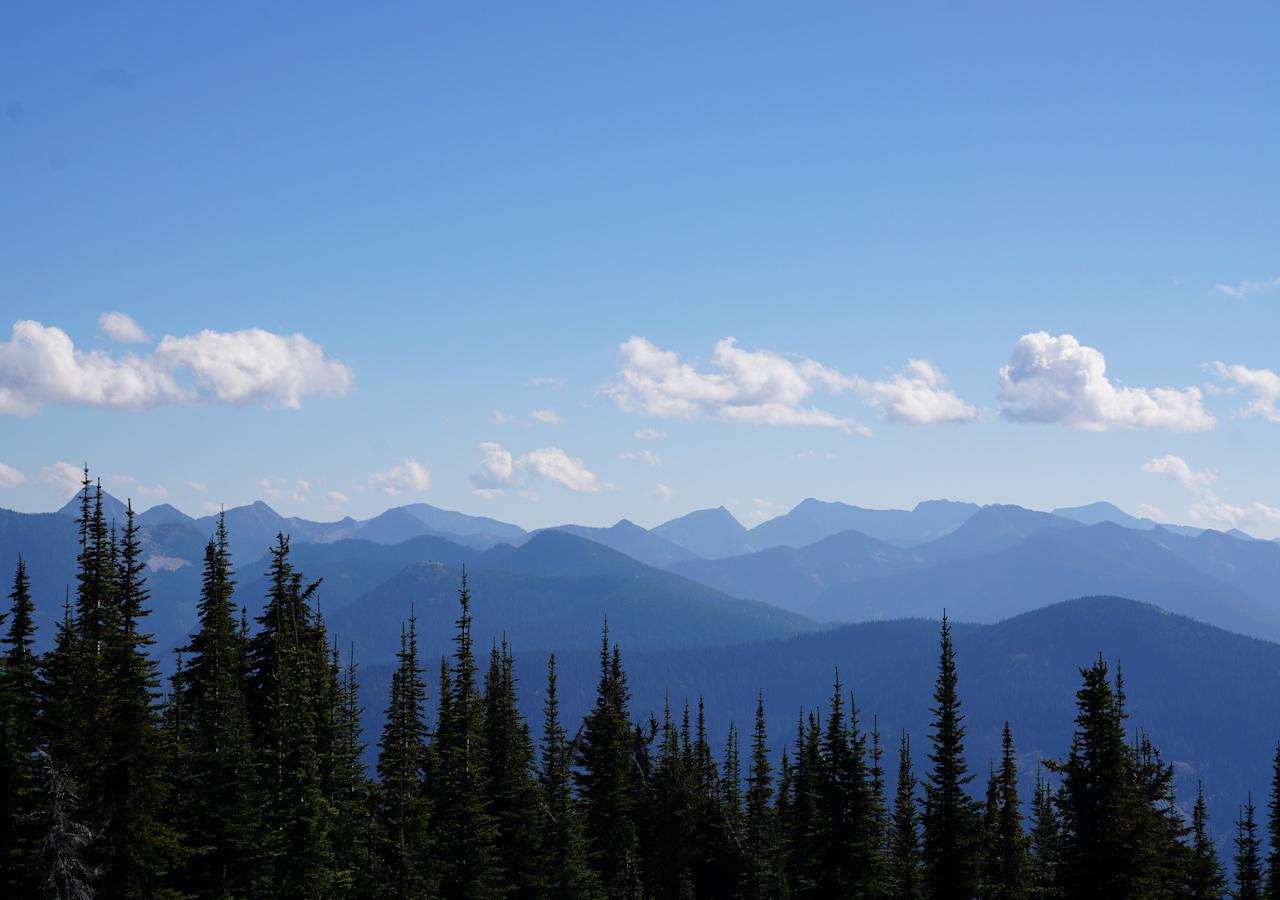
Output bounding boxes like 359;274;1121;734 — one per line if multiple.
2;474;1279;898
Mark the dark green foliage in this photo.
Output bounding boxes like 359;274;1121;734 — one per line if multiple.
1235;796;1263;900
1;556;42;892
374;616;431;897
890;731;923;900
539;654;600;899
922;614;983;899
1188;782;1227;899
1268;744;1280;899
982;722;1028;900
743;693;780;899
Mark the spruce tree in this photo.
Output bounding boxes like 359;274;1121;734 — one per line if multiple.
576;622;642;899
1267;743;1280;899
375;617;431;897
983;722;1027;900
539;654;600;899
890;731;923;900
743;693;780;899
1026;771;1061;899
1;556;42;893
922;614;981;899
1235;796;1263;900
1188;781;1227;899
433;571;502;897
482;638;544;897
98;500;181;896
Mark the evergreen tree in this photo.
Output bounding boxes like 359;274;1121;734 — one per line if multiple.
1235;796;1263;900
38;749;97;900
1188;782;1227;899
1267;743;1280;899
922;614;982;899
576;622;642;899
375;617;431;897
246;533;334;896
97;501;181;896
433;571;502;897
483;638;544;897
983;722;1027;900
1026;771;1062;899
889;731;923;900
743;693;780;899
1;556;42;893
539;654;600;899
172;513;260;897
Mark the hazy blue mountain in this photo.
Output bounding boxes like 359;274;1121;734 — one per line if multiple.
652;506;756;558
394;502;527;542
352;507;437;546
913;504;1080;565
1146;527;1280;603
809;521;1280;640
748;497;979;548
669;528;920;613
327;530;815;667
551;519;698;568
1052;500;1151;529
136;502;196;527
57;488;130;524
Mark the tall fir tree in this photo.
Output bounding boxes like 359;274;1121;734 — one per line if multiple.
1267;743;1280;899
576;623;642;899
1;556;43;893
1026;771;1062;900
1187;781;1227;899
982;722;1027;900
482;638;545;898
922;614;982;899
374;617;432;897
172;513;260;897
1235;796;1263;900
743;693;780;899
539;654;601;900
889;731;923;900
433;571;502;898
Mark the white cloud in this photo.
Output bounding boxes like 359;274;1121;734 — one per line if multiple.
1214;277;1280;298
1141;455;1214;492
855;359;978;425
41;461;84;497
186;480;208;493
530;408;562;425
107;474;167;500
1141;454;1280;531
153;328;353;409
654;482;675;503
472;488;505;500
327;490;350;505
1211;362;1280;422
997;332;1214;431
0;319;353;415
98;311;149;343
490;410;512;425
529;376;566;389
471;442;609;494
0;462;26;488
746;497;786;523
634;427;665;440
607;336;863;431
1136;503;1165;522
370;459;431;496
619;449;661;466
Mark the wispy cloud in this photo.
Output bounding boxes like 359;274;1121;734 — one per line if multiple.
1214;277;1280;298
370;459;431;496
0;461;26;488
529;376;566;389
1210;362;1280;422
41;461;84;497
530;408;562;425
98;311;149;343
619;449;661;466
1141;454;1280;530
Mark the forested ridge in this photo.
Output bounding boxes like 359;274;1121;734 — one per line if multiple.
2;476;1278;898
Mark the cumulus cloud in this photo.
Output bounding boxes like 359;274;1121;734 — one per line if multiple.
41;461;85;497
997;332;1214;431
653;482;675;503
1214;277;1280;298
0;318;353;415
619;449;661;466
607;336;865;431
0;462;26;488
855;359;978;425
471;442;609;494
530;408;562;425
1211;362;1280;422
370;459;431;496
1141;454;1280;531
98;311;148;343
186;480;208;493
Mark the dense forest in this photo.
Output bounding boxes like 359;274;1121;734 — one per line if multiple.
2;475;1279;899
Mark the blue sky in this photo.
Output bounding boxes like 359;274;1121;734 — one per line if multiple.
2;3;1279;534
